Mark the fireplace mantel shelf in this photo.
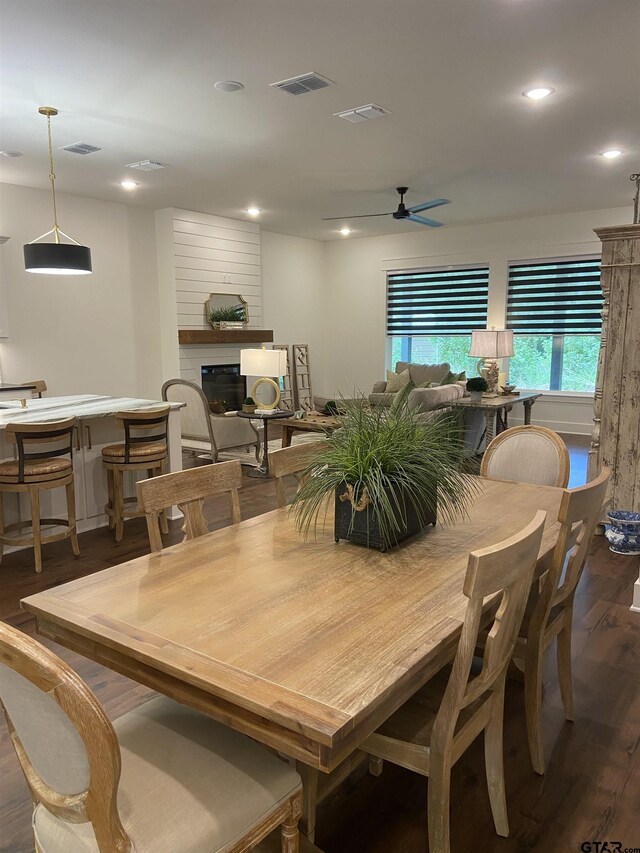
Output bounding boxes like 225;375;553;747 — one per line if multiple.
178;329;274;345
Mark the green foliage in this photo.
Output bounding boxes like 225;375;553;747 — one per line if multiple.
390;335;477;376
508;334;599;392
290;395;479;550
466;376;488;392
324;400;339;415
209;306;245;323
244;397;255;405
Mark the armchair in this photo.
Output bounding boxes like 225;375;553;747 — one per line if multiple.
162;379;260;463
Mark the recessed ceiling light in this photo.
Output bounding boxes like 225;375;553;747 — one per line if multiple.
214;80;245;93
0;150;23;157
339;227;351;236
246;207;261;216
600;149;623;159
523;86;555;100
119;180;139;190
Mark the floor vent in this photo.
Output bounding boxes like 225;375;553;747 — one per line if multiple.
270;72;334;95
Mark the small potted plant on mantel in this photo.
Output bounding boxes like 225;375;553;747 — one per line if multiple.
242;396;257;414
466;376;488;402
290;393;477;551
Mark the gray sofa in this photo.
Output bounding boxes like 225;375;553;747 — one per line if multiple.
369;361;451;408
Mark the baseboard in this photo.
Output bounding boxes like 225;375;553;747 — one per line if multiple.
508;416;593;436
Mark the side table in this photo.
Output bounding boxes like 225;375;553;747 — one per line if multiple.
450;392;543;447
237;410;294;478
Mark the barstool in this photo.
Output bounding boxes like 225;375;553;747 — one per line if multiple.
102;407;170;542
0;417;79;573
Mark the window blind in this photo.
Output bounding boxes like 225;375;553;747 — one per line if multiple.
507;258;602;335
386;266;489;336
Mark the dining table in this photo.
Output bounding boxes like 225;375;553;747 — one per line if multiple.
22;476;564;846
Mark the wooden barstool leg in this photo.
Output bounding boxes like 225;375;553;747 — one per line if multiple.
106;468;115;530
113;468;124;543
29;487;42;574
65;479;80;557
159;461;169;535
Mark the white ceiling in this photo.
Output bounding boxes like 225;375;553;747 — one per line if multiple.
1;0;638;241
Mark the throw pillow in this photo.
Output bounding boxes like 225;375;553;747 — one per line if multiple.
391;380;415;411
385;368;410;393
439;370;466;386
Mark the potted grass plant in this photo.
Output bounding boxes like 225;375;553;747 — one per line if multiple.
290;393;477;551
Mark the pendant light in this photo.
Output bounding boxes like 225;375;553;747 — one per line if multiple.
23;107;92;275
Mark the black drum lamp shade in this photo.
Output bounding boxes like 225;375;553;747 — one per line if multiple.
23;107;93;276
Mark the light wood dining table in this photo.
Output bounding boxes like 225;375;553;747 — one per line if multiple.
22;477;564;845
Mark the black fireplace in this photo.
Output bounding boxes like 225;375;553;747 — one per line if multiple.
201;364;245;412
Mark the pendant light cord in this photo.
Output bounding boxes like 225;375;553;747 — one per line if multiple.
45;112;60;244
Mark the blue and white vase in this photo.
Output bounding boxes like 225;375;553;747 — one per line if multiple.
604;510;640;555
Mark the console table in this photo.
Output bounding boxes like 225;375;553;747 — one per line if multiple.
451;392;542;446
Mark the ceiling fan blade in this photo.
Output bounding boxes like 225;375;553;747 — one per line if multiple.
408;198;450;214
322;212;394;221
407;213;444;228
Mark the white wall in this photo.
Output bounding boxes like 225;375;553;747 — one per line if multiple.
261;231;326;393
0;182;162;398
323;205;631;434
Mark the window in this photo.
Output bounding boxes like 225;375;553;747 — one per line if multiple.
387;266;489;375
507;257;602;392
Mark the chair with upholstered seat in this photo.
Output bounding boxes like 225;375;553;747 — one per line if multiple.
102;407;170;543
512;466;610;774
0;418;79;573
0;621;302;853
269;441;326;508
481;425;570;488
359;511;547;853
162;378;260;464
136;460;243;552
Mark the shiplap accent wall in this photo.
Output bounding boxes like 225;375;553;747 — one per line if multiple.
167;208;262;384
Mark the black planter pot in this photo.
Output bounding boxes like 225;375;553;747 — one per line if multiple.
334;484;436;551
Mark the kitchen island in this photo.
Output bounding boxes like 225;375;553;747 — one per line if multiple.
0;395;184;547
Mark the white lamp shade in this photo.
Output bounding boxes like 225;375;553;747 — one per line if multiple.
240;348;287;377
469;329;514;358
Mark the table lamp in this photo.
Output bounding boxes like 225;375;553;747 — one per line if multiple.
240;347;287;410
469;329;514;396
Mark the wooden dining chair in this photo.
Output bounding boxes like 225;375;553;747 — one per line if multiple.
481;425;570;488
359;510;547;853
0;621;302;853
269;441;327;508
136;460;243;552
512;466;610;774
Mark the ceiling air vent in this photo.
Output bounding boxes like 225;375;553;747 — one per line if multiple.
125;160;166;171
60;142;102;155
270;72;334;96
334;104;391;123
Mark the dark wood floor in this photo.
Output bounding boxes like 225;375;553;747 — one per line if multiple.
2;436;639;853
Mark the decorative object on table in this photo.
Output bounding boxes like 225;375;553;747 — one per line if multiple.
323;399;340;415
466;376;488;402
468;329;514;396
293;409;305;419
242;397;256;414
23;107;92;276
604;510;640;555
292;344;314;412
206;293;248;329
240;347;287;410
273;343;295;410
499;383;516;395
291;393;477;551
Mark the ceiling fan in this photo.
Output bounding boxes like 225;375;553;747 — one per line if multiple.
322;186;450;228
